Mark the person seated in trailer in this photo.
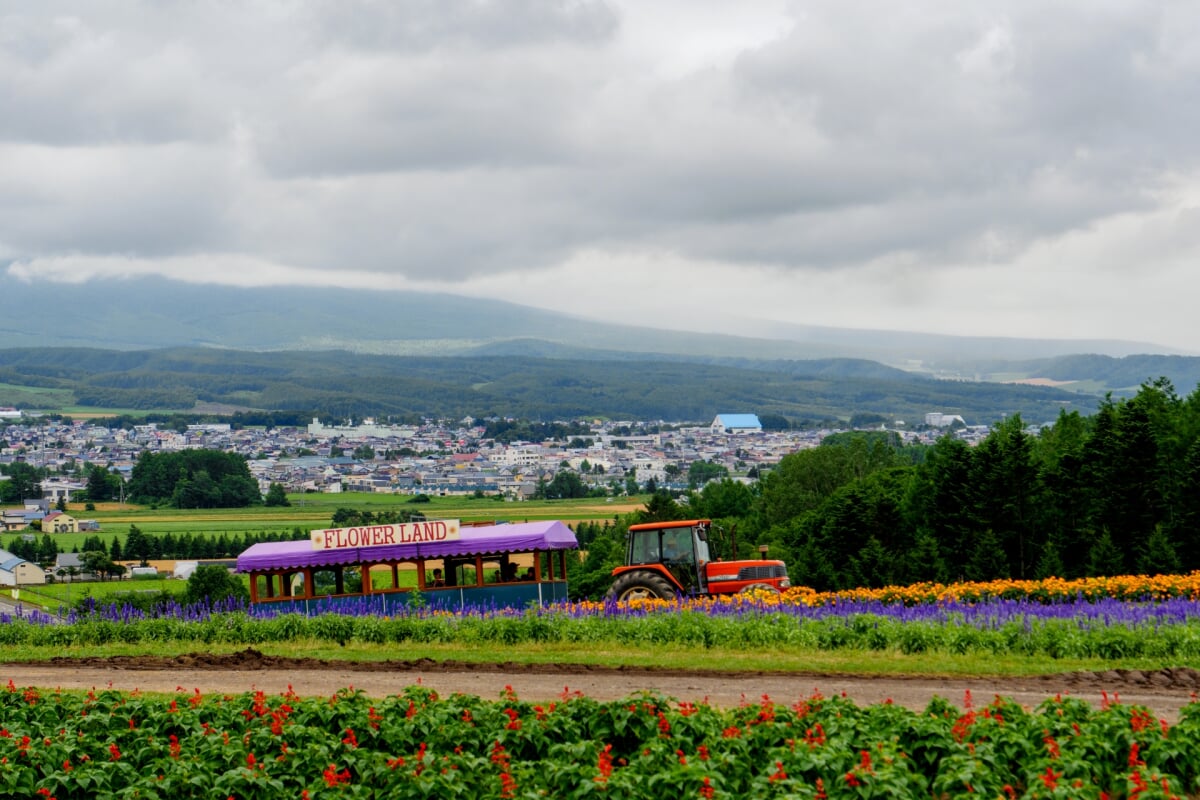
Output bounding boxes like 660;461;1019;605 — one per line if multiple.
430;568;445;587
501;562;519;582
521;566;536;581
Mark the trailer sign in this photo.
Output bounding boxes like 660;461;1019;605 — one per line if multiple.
310;519;461;551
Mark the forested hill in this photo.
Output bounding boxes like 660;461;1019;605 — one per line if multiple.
0;346;1097;425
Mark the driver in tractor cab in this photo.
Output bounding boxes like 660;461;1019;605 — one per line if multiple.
661;530;688;563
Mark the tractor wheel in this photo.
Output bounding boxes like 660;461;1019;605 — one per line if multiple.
607;571;677;602
738;582;779;595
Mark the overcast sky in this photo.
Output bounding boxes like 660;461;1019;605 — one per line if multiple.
3;1;1199;352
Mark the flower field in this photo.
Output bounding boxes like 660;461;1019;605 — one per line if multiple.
6;574;1200;662
3;680;1200;799
6;575;1200;797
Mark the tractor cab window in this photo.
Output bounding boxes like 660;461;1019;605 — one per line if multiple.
661;527;700;592
628;530;661;565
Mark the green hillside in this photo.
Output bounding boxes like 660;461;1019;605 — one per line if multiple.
0;346;1099;425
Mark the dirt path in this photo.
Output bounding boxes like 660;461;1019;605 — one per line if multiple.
4;650;1199;722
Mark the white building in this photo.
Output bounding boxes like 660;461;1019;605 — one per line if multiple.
711;414;763;434
925;412;966;428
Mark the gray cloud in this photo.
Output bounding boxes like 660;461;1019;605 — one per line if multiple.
2;0;1199;347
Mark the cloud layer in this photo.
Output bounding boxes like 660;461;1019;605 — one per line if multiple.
3;1;1199;351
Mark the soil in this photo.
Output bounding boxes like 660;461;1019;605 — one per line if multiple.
4;650;1200;722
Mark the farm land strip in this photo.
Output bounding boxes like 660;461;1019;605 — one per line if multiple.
3;648;1200;724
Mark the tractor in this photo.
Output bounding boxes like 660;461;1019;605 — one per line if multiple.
606;518;790;601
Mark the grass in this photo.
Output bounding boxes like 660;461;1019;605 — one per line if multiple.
0;638;1190;677
21;494;642;548
5;576;188;607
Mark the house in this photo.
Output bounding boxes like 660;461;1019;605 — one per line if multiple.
0;548;46;586
710;414;763;435
55;553;85;573
43;511;79;533
1;507;44;532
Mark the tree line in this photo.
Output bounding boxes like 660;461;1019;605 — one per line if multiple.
127;450;260;508
0;344;1099;425
2;527;310;570
565;379;1200;597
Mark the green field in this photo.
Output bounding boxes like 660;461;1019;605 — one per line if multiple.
1;493;635;555
64;493;634;535
0;382;74;409
5;576;189;612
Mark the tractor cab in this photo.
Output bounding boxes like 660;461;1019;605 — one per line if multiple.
625;519;712;594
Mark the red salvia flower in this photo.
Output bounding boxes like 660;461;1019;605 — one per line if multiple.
595;744;613;784
323;764;351;787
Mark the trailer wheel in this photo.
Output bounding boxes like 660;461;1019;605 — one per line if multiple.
608;571;677;602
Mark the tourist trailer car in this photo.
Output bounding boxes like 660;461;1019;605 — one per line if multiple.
237;519;578;614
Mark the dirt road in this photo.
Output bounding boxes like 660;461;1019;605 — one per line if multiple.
4;650;1199;722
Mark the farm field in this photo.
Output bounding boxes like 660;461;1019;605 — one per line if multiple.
2;493;642;553
8;574;1200;794
2;659;1199;798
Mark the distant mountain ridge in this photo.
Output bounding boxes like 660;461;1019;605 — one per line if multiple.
2;278;1198;404
0;345;1098;425
2;277;1185;362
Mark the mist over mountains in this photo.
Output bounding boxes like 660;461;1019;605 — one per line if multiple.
2;278;1185;364
2;278;1199;423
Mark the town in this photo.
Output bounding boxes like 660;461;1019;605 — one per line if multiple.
1;410;988;531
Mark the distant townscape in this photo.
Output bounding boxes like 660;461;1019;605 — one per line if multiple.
0;411;988;529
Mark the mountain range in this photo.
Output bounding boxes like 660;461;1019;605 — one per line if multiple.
2;278;1199;422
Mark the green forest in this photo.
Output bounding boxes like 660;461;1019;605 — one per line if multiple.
570;379;1200;596
126;450;261;508
0;346;1099;424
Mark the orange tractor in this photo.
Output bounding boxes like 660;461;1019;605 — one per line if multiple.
607;518;790;601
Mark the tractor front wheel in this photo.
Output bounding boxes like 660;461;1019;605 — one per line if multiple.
607;571;677;602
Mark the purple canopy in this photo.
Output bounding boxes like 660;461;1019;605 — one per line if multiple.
236;520;578;572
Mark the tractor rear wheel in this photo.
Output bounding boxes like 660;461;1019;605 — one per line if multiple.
738;582;779;595
607;571;677;602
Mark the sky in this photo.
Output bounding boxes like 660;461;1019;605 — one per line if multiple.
2;1;1199;353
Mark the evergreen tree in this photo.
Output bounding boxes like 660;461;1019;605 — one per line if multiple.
1033;536;1066;580
904;532;948;584
1137;525;1182;575
1086;532;1125;577
965;529;1009;582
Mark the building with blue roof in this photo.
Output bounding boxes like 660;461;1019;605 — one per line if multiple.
0;547;45;586
710;414;763;434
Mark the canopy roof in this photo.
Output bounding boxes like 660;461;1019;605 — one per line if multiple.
236;520;578;573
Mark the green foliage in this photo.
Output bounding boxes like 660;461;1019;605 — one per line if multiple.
330;507;426;527
1;682;1196;800
128;449;261;508
0;344;1101;422
0;461;44;502
686;459;728;488
84;463;123;502
183;565;249;606
542;470;588;500
263;482;290;507
753;381;1200;590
